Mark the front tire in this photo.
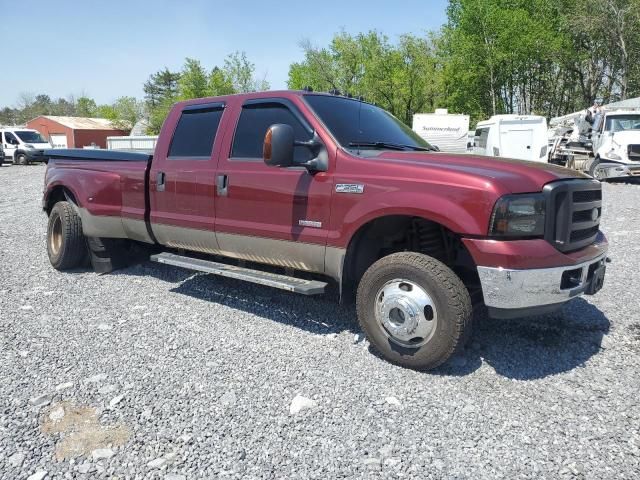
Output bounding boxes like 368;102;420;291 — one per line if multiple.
356;252;472;370
15;153;28;165
47;201;87;270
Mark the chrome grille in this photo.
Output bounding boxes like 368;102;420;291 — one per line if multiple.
543;179;602;253
629;145;640;161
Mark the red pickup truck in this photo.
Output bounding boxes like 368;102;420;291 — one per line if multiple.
42;90;608;370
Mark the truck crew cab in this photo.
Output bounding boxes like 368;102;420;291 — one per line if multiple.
42;91;608;370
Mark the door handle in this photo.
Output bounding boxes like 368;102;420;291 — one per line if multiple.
216;174;228;197
157;171;166;192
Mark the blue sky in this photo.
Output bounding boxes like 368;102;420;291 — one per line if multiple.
1;0;448;107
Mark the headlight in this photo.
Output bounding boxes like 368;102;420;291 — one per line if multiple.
604;151;622;161
489;193;545;238
24;143;34;149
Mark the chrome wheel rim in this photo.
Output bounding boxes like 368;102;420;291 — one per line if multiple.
49;215;63;256
374;279;437;348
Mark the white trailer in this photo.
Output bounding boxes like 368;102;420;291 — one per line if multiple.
412;109;470;153
107;135;158;152
473;115;548;162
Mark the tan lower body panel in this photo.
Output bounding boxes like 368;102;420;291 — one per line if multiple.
153;226;344;279
152;223;220;254
215;232;326;274
78;207;127;238
77;207;154;244
122;218;154;243
75;207;345;281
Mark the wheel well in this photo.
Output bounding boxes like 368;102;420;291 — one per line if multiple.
341;215;479;303
45;187;78;215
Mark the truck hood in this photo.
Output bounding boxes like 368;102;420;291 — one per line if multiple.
375;151;588;194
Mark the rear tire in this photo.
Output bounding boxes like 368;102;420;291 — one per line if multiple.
356;252;472;370
15;153;28;165
47;201;87;270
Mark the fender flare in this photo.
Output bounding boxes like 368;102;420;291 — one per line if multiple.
43;183;82;214
339;191;490;246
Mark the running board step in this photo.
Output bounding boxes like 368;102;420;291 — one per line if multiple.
150;252;327;295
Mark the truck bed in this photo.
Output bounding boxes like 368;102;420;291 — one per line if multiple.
43;149;153;243
45;149;152;162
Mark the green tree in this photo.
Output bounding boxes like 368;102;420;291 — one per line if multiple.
144;67;181;134
564;0;640;103
98;97;143;131
96;104;117;121
440;0;640;122
208;66;235;96
178;58;209;100
223;51;269;93
144;68;180;107
75;97;98;117
148;97;175;135
0;107;18;125
288;31;442;124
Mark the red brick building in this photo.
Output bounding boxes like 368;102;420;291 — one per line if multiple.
26;116;128;149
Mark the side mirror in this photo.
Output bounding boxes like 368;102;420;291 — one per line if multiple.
263;124;294;168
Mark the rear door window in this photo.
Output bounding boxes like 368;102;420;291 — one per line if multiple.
231;102;312;162
168;104;224;159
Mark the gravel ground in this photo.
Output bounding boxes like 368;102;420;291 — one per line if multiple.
1;164;639;479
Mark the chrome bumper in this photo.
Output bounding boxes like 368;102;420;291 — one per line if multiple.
598;162;640;179
477;251;608;312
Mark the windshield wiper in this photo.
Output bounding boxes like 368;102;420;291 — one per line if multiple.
348;141;435;152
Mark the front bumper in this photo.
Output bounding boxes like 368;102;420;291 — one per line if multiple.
596;160;640;179
477;249;607;319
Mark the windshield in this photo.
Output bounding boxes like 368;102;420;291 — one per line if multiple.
304;94;434;151
15;130;48;144
604;115;640;132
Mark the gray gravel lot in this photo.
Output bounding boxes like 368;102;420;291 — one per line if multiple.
1;164;639;479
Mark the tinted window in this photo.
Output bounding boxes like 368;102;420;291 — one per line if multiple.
4;132;18;144
474;127;489;149
15;130;47;143
168;107;223;158
231;103;312;162
304;94;432;150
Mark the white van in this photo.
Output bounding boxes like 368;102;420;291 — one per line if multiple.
412;109;470;153
1;128;52;165
473;115;548;162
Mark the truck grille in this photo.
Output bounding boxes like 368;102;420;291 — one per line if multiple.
543;179;602;253
629;144;640;161
573;190;601;203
